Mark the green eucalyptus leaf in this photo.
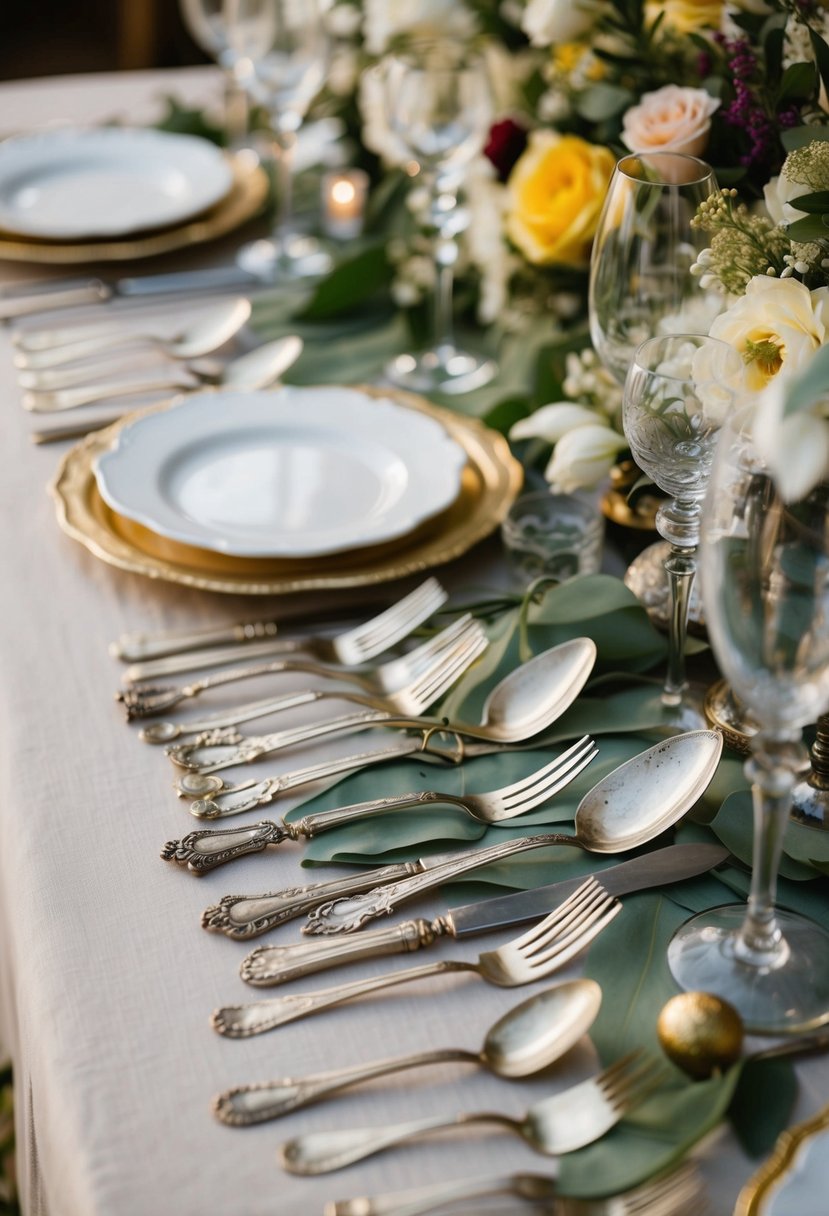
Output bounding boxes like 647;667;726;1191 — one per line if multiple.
779;188;829;214
710;791;822;879
576;83;636;123
781;124;829;152
784;214;829;242
777;61;818;103
295;246;392;319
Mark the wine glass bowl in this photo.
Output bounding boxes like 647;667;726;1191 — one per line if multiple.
382;47;497;395
226;0;331;280
589;152;719;386
668;420;829;1031
179;0;250;150
623;334;744;719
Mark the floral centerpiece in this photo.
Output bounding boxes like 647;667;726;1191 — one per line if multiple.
303;0;829;498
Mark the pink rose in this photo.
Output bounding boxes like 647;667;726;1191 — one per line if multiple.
621;85;721;157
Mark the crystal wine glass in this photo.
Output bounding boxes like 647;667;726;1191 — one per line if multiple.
179;0;250;151
623;334;745;728
667;416;829;1032
589;152;719;386
225;0;331;280
382;46;497;395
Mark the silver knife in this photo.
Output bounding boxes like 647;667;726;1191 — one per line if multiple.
0;265;261;321
238;842;729;985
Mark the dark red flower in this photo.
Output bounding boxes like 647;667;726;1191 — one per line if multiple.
484;118;528;181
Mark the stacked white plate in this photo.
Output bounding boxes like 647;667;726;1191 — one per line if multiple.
93;386;469;561
0;128;233;240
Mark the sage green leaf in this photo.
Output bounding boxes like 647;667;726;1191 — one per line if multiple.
527;573;645;624
295;246;392;319
710;792;825;879
557;892;742;1197
729;1058;798;1157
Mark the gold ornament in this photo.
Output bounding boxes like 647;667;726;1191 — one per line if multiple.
656;991;744;1079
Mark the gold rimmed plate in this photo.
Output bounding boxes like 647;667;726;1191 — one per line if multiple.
735;1101;829;1215
0;151;268;264
50;386;523;595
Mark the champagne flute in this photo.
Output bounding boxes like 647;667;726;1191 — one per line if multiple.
622;334;744;728
382;47;497;395
667;418;829;1032
179;0;250;151
226;0;331;280
589;152;719;386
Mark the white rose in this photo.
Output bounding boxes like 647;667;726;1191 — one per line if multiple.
544;424;628;492
521;0;605;46
709;275;829;391
510;403;602;444
763;173;808;226
621;85;720;157
753;373;829;502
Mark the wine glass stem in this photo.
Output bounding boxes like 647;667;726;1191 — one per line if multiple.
433;235;458;356
270;127;297;250
223;71;249;151
734;735;804;966
662;544;696;707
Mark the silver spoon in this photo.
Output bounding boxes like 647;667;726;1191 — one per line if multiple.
301;728;725;936
15;296;252;371
30;337;304;443
212;979;601;1125
168;635;598;779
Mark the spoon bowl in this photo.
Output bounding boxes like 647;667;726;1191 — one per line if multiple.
211;979;601;1125
16;297;252;371
574;730;724;853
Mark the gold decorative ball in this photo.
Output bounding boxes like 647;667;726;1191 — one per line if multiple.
656;992;744;1080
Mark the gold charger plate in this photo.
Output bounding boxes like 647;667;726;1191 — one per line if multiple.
50;386;523;595
0;152;268;264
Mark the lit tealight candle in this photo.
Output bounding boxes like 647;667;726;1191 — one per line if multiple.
321;169;369;241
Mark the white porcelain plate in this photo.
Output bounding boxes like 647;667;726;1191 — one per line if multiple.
0;128;233;239
94;387;468;558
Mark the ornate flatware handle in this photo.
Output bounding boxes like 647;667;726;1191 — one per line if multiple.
112;620;281;663
296;789;449;837
212;1047;475;1125
140;690;324;744
239;918;441;985
165;709;394;771
280;1110;505;1176
210;960;470;1036
305;833;570;936
201;865;417;939
121;634;300;680
160;821;288;873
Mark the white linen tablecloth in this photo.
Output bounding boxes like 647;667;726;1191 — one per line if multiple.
0;66;826;1216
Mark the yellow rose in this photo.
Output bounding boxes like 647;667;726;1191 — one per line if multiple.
505;131;615;266
645;0;724;32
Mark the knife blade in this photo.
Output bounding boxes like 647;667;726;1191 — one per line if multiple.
0;265;262;321
236;842;730;985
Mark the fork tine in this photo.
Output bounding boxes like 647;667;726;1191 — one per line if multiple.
408;626;487;704
510;877;608;950
598;1050;667;1115
522;883;618;955
405;613;474;666
344;579;447;658
497;736;594;801
502;742;599;814
524;899;621;971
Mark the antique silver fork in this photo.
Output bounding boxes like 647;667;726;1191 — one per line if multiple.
142;621;487;744
210;876;621;1036
163;736;596;865
119;614;480;720
112;576;448;667
279;1049;666;1174
324;1161;704;1216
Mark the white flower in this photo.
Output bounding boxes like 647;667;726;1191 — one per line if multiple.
544;424;628;492
357;64;409;166
521;0;605;46
753;373;829;502
621;85;720;157
709;275;829;391
763;173;809;226
462;158;514;325
510;402;602;444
